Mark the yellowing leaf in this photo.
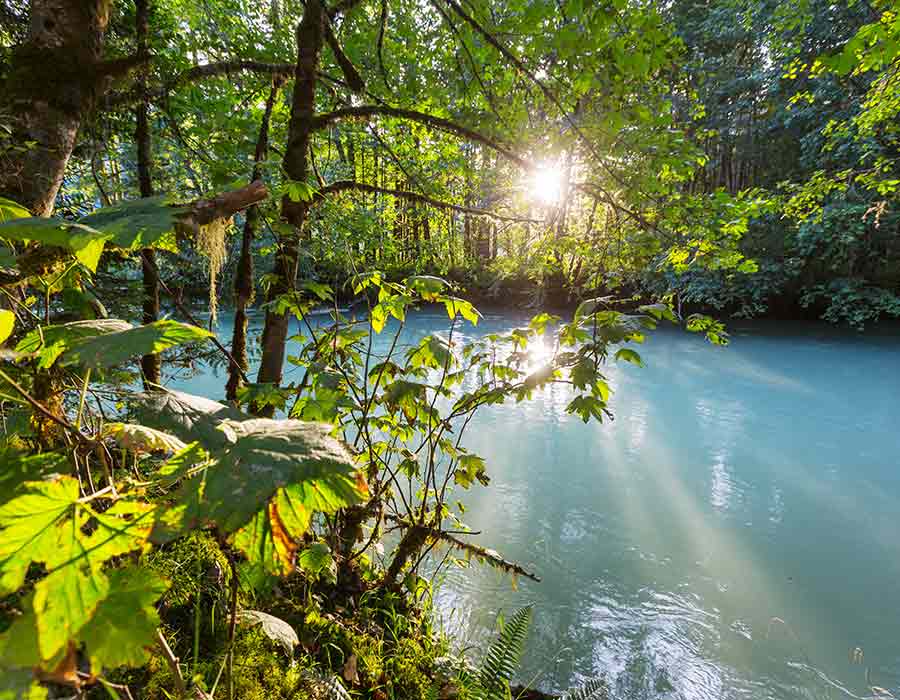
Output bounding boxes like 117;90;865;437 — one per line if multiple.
0;310;13;345
102;423;187;454
202;418;364;532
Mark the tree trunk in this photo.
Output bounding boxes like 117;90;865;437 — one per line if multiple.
135;0;161;389
256;0;325;410
0;0;111;214
226;79;280;401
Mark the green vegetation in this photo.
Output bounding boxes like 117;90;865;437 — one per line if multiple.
0;0;897;697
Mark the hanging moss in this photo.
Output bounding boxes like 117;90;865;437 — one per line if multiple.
195;218;230;324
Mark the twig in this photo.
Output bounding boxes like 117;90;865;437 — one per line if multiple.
0;366;94;445
155;628;187;699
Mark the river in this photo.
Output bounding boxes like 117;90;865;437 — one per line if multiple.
168;309;900;700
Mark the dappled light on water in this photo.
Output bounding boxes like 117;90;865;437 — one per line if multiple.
175;313;900;700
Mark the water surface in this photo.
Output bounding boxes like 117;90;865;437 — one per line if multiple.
171;310;900;700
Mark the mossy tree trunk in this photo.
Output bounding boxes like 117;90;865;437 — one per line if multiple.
0;0;113;215
226;78;281;401
135;0;161;388
256;0;325;410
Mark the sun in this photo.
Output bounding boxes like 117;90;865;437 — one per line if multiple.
527;162;565;206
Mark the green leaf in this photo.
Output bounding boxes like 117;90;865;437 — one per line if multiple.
131;388;250;448
33;545;109;661
101;423;187;454
382;380;427;420
443;296;481;324
0;450;69;506
614;348;643;366
0;218;110;271
199;418;366;532
60;319;212;369
231;485;315;577
0;478;78;596
156;442;209;486
574;296;611;321
284;180;317;203
0;667;48;700
297;542;336;581
79;196;187;252
16;319;132;369
0;310;13;345
455;453;489;488
0;197;30;223
77;566;169;671
0;477;156;662
406;274;448;300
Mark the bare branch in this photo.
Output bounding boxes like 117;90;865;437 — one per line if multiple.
324;15;365;92
376;0;391;89
104;60;295;108
312;105;526;167
317;180;540;223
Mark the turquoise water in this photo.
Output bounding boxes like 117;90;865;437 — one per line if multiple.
170;310;900;700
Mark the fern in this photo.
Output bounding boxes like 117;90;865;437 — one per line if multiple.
560;678;606;700
303;670;351;700
474;605;534;700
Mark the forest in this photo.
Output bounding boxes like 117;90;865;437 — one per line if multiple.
0;0;898;698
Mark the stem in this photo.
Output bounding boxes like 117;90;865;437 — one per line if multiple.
0;366;91;444
75;368;91;429
155;629;187;699
192;551;202;675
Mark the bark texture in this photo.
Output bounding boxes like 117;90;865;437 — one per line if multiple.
0;0;111;214
226;80;281;401
135;0;161;388
256;0;325;406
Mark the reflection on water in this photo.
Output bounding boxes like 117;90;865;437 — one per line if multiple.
170;311;900;700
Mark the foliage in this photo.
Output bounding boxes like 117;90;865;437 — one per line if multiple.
2;0;891;696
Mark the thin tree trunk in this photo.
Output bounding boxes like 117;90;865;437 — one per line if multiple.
256;0;325;410
227;79;281;401
135;0;161;389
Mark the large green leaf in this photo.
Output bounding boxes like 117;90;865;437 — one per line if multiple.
16;319;132;369
78;196;187;252
0;450;69;505
60;319;212;369
0;666;48;700
0;478;77;595
0;218;109;271
77;566;169;670
203;418;365;532
0;197;30;223
32;528;110;661
132;388;251;448
0;477;155;662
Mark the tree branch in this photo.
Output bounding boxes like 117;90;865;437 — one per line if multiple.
177;180;269;229
312;105;526;167
376;0;391;89
323;15;365;92
317;180;540;222
104;60;295;108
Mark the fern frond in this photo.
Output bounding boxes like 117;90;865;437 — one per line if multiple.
475;605;533;699
560;678;606;700
303;670;351;700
